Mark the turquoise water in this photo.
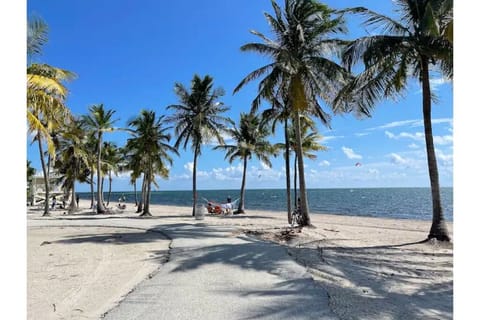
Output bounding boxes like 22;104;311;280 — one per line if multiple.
79;187;453;221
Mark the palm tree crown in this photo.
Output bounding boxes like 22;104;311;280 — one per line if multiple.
214;113;276;213
82;103;117;213
234;0;351;226
334;0;452;241
125;110;178;216
167;74;232;216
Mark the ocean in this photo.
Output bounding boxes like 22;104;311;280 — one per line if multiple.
79;187;453;222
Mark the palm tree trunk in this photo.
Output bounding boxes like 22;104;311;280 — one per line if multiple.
68;179;77;213
137;174;145;213
107;172;112;206
37;133;50;216
192;144;199;216
133;179;138;206
284;119;292;224
294;111;311;226
89;170;95;209
68;162;78;213
421;56;450;241
96;132;106;213
237;157;248;213
294;154;298;207
141;172;152;217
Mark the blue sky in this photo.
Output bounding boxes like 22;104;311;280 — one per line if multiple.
26;0;453;192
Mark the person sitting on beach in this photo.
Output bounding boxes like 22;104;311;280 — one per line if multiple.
206;201;223;215
221;196;233;215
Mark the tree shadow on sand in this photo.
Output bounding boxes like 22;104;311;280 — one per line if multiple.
288;241;453;319
145;231;335;319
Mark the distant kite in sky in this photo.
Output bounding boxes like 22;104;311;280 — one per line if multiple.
355;162;362;167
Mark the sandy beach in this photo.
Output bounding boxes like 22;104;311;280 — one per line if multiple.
27;203;453;319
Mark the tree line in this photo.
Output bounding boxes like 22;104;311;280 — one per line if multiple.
27;0;452;241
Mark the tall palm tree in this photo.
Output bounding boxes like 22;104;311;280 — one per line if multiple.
214;113;276;213
261;90;295;223
126;110;178;216
234;0;350;226
27;16;76;216
82;104;117;213
167;74;232;216
334;0;452;241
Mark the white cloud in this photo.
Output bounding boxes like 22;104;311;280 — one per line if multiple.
211;164;243;181
430;77;451;91
434;135;453;145
355;132;370;137
318;160;330;167
389;153;408;165
385;131;424;141
436;149;453;167
322;135;344;143
184;162;194;173
385;131;452;146
342;146;362;160
408;143;420;149
369;118;452;131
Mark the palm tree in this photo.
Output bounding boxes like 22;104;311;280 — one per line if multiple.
27;16;76;216
334;0;452;241
261;90;295;223
125;110;178;216
234;0;350;226
214;113;276;213
167;74;232;216
27;161;36;205
82;132;98;209
53;118;90;212
288;123;326;203
82;104;117;213
101;142;122;206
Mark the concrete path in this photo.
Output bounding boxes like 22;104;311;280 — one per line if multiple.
103;221;338;320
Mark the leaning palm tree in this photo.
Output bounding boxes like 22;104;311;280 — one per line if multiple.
167;74;232;216
82;104;117;213
125;110;178;216
234;0;350;226
214;112;276;213
27;16;76;216
334;0;452;241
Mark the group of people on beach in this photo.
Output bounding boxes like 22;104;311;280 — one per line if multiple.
206;196;233;215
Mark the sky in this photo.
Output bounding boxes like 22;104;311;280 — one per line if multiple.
24;0;454;192
4;1;480;317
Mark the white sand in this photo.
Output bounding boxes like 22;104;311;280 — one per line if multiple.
27;203;452;319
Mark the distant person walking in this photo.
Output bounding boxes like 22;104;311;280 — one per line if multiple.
51;196;56;209
76;195;80;206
